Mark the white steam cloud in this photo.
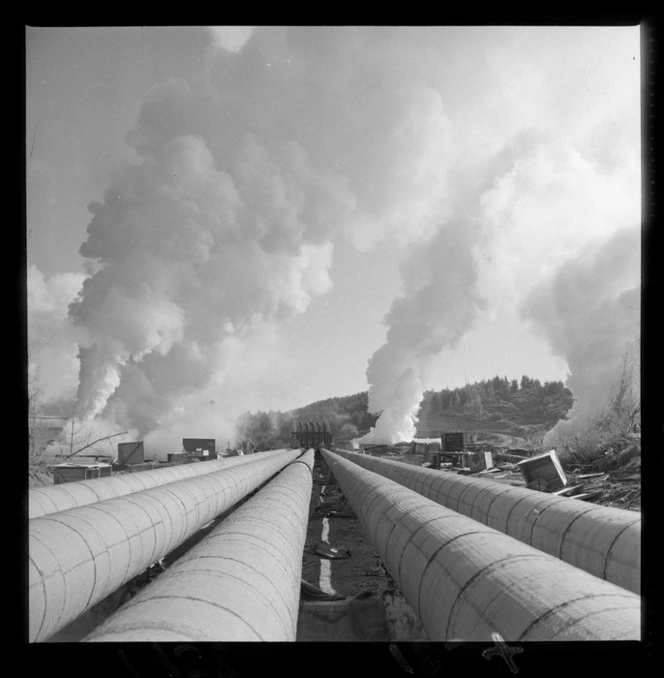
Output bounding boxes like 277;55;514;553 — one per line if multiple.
27;265;86;403
357;27;639;444
65;27;474;453
521;227;640;444
69;121;346;430
357;218;485;444
29;27;640;454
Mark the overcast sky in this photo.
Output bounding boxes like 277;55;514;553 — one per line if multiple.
26;26;641;447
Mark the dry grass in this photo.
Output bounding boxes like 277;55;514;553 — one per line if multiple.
28;456;54;488
555;349;640;469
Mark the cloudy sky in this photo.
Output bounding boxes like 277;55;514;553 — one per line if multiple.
26;26;641;448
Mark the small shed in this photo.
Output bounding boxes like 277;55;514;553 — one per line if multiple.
182;439;218;460
52;462;113;485
183;438;216;455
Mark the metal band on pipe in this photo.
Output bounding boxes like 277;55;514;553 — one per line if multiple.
321;450;640;641
29;449;300;642
328;449;640;594
85;450;315;642
29;450;285;519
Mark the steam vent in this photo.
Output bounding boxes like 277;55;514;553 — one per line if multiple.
29;438;640;644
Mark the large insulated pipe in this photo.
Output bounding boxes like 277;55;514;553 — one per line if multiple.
29;450;285;519
85;450;315;642
321;450;640;641
29;449;301;642
330;449;640;594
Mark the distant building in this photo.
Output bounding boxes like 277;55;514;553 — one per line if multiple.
51;460;112;484
182;438;218;460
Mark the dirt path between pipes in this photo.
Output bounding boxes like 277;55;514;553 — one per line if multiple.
301;451;391;599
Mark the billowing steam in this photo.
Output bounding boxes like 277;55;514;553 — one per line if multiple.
357;221;485;444
68;95;347;441
28;27;640;455
59;27;480;453
358;129;639;445
359;25;639;445
521;227;640;444
27;266;86;404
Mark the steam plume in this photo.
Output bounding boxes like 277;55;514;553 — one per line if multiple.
521;227;640;444
27;266;85;403
64;28;472;451
358;223;484;444
27;28;639;455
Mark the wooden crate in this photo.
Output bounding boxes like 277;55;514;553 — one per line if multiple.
517;450;567;491
469;451;494;472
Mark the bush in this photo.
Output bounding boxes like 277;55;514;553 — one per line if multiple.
552;349;640;468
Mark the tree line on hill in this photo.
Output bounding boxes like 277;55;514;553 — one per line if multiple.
236;375;574;449
421;375;574;428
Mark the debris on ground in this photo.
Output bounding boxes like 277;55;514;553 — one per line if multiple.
387;437;640;512
494;452;530;464
314;543;351;559
478;445;640;511
301;579;346;601
478;466;502;475
552;484;585;497
571;490;604;502
362;567;383;577
326;510;358;518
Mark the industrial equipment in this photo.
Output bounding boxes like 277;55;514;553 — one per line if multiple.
182;438;218;460
291;421;332;450
117;441;145;468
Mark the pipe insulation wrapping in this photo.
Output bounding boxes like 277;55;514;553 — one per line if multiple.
321;450;640;641
29;449;301;642
85;450;315;642
29;450;285;519
330;449;640;594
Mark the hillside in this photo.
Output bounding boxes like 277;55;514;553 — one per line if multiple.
30;377;574;457
236;375;574;450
